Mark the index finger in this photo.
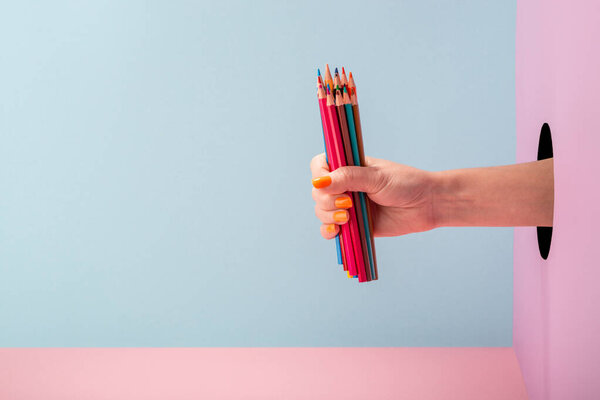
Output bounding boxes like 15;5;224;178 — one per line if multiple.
310;153;331;178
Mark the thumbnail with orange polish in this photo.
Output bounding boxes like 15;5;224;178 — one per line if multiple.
312;176;331;188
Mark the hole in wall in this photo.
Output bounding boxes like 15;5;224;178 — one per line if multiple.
537;122;553;260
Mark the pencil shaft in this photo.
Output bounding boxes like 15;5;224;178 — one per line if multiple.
327;101;364;281
319;96;348;271
352;103;378;280
316;69;379;282
345;103;376;280
336;102;370;281
317;97;343;265
324;98;357;276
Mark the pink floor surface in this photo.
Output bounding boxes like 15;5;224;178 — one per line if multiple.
0;347;527;399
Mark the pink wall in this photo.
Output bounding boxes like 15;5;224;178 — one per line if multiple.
514;0;600;398
0;348;526;399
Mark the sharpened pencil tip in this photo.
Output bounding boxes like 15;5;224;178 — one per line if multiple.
317;68;321;77
349;72;353;78
343;86;348;93
342;67;345;75
335;67;338;74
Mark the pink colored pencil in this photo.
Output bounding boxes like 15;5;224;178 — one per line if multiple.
317;81;348;272
322;85;358;277
326;86;367;280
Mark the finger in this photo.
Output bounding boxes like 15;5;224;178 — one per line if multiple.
312;189;353;211
311;165;384;195
314;206;349;225
310;153;330;179
320;223;339;240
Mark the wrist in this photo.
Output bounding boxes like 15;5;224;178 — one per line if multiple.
430;169;473;228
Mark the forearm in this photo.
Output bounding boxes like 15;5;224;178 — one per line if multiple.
431;159;554;227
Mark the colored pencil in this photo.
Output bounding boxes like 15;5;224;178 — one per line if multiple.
334;87;364;278
326;84;357;277
318;79;348;270
317;72;343;266
348;72;379;280
335;89;370;281
326;86;364;280
333;70;341;92
323;83;355;275
343;86;376;280
324;64;334;93
322;85;357;276
340;67;348;87
314;66;378;282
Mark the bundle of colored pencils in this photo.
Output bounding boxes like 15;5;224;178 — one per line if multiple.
316;64;378;283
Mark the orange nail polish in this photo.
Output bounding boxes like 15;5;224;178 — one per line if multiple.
333;210;349;223
312;175;332;189
326;224;337;234
334;196;352;209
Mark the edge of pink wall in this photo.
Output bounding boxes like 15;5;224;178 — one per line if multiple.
515;0;600;399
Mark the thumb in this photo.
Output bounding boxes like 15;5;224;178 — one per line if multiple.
312;165;382;195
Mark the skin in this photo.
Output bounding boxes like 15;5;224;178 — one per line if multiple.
310;153;554;239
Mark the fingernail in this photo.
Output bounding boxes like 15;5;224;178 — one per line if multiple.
333;210;349;223
312;175;332;189
326;224;337;234
334;196;352;209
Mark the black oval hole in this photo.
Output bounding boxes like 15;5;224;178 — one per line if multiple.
537;122;553;260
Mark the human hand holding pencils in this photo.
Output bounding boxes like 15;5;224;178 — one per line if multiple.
311;154;437;238
312;65;553;282
311;155;554;237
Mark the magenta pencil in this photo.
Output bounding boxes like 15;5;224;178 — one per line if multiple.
323;86;358;277
318;81;348;272
326;87;367;280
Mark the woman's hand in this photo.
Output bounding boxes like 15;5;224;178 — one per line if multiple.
310;153;437;239
310;153;554;240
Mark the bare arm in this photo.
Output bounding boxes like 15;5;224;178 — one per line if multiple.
432;159;554;227
310;155;554;239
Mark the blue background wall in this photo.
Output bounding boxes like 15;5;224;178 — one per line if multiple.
0;0;515;346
